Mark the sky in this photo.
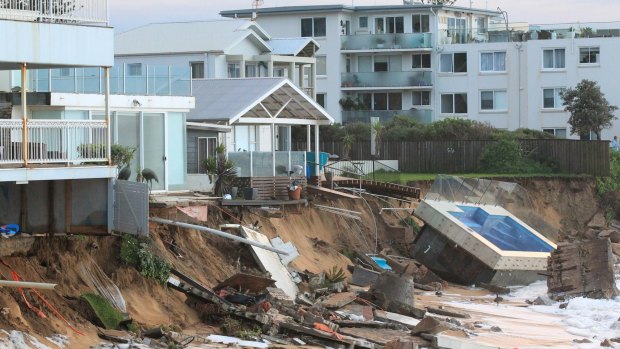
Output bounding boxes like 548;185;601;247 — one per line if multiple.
109;0;620;33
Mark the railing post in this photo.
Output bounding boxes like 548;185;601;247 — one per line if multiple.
105;67;111;166
21;63;28;167
168;66;172;96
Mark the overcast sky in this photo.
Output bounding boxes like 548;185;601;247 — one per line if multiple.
110;0;619;33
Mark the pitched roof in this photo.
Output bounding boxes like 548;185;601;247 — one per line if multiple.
189;78;333;125
115;19;271;56
267;38;320;57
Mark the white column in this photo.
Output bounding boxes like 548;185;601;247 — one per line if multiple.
21;63;27;166
272;122;276;176
298;64;305;91
105;67;111;166
240;59;246;78
310;62;317;99
306;125;311;152
267;61;274;77
288;62;295;83
314;124;320;183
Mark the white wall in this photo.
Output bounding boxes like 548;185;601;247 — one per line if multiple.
0;21;113;69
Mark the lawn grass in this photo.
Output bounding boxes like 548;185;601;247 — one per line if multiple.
367;172;589;184
81;293;125;330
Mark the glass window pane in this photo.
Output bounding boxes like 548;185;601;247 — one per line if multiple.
389;55;402;72
358;93;372;109
455;94;468;113
301;18;313;37
555;49;565;68
167;112;186;190
422;15;430;32
314;17;326;36
116;113;140;175
454;53;467;72
395;17;404;33
359;17;368;29
191;62;204;79
143;113;166;191
387;17;395;34
375;18;384;34
422;54;431;68
556;129;567;138
480;91;494;110
543;89;555;108
480;53;493;71
494;52;506;71
440;54;453;72
374;55;389;72
374;93;388;110
543;50;554;68
388;93;402;110
441;94;454;113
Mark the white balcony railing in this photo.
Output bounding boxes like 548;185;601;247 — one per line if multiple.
0;0;108;25
0;119;109;165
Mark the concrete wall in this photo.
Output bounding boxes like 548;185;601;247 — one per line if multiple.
0;179;110;233
0;20;113;69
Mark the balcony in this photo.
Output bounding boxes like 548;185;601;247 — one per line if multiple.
341;71;432;89
341;33;432;51
25;65;192;97
0;0;108;25
341;109;432;124
0;119;108;167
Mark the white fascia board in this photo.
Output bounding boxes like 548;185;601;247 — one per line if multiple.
0;166;116;183
234;117;332;125
50;93;195;111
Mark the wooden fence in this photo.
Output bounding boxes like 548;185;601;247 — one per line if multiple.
293;139;610;176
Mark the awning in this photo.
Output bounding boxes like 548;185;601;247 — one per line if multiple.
189;78;334;126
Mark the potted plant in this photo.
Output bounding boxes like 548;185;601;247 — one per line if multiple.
339;97;357;111
581;27;594;38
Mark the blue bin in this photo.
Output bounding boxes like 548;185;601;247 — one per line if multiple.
306;152;330;177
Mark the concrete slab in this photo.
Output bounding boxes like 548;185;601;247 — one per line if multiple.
238;226;298;299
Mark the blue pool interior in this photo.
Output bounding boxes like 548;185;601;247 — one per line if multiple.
449;205;554;252
370;256;393;270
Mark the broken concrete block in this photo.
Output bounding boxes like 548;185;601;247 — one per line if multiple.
370;272;425;318
320;292;357;309
611;243;620;257
588;212;606;229
351;266;380;287
384;338;420;349
411;317;450;335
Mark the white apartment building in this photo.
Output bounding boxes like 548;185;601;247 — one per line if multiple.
221;4;620;140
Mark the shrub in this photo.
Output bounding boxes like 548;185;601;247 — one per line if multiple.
111;144;137;169
480;138;554;174
597;151;620;195
120;234;170;284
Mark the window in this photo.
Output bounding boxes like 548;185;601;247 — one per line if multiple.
375;16;404;34
190;62;204;79
373;92;402;110
412;91;431;106
441;93;468;114
543;48;566;69
476;17;487;34
480;90;507;111
440;52;467;73
273;68;285;77
412;14;430;33
316;93;326;108
245;64;258;78
127;63;142;76
301;17;326;37
316;56;327;76
543;88;565;109
447;17;467;44
197;137;217;174
579;47;600;64
480;52;506;72
227;63;240;78
543;128;567;138
374;56;389;72
59;68;72;77
412;53;431;69
359;17;368;29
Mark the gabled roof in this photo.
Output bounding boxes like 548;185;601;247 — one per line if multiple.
189;78;334;126
267;38;320;57
115;19;272;56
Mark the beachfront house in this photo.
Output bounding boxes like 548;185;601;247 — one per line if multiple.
189;78;334;199
0;1;194;235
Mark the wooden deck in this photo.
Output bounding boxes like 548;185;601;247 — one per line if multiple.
330;179;421;199
307;185;360;200
221;199;307;207
232;176;307;201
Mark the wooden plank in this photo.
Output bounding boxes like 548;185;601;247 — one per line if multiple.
307;185;360;199
221;199;307;206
